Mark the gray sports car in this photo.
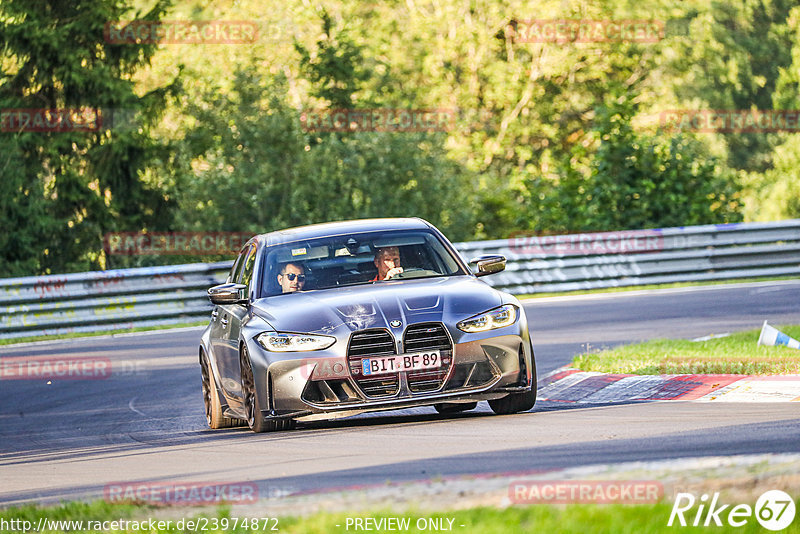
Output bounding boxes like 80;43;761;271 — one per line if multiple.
199;218;536;432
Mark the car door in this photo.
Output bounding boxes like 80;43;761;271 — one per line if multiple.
209;250;244;373
216;242;257;402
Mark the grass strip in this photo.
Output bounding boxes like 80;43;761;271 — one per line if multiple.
2;500;797;534
572;325;800;375
517;275;799;299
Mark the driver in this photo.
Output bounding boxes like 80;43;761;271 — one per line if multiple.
372;246;403;281
278;262;306;293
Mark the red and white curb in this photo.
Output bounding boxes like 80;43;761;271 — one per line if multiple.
538;368;800;403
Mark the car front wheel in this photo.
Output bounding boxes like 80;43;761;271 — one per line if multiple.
488;388;536;415
239;346;296;433
489;345;537;415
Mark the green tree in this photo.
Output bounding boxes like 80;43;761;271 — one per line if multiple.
0;0;178;275
572;97;743;231
0;137;54;275
667;0;795;172
294;10;374;109
176;68;476;241
755;135;800;220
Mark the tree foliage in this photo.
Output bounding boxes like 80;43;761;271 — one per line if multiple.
0;0;178;276
7;0;800;275
175;69;476;241
578;97;741;230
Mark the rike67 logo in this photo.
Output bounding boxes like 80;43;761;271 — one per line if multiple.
669;490;796;531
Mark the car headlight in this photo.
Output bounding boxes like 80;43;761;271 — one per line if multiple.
256;332;336;352
457;304;518;333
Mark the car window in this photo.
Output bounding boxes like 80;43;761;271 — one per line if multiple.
259;229;465;297
239;244;258;289
228;250;245;283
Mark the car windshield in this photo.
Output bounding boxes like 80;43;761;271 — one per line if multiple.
259;229;466;297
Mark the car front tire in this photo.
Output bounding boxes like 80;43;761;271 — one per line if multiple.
488;389;536;415
488;344;537;415
239;345;297;433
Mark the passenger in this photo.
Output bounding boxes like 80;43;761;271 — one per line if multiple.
278;262;306;293
372;246;403;281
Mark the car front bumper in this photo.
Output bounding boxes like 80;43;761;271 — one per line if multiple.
246;329;534;420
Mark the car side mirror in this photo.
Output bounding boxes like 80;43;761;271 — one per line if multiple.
208;283;248;305
469;255;506;277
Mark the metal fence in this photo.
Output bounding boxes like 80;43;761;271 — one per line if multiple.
0;263;232;339
459;219;800;294
2;220;799;339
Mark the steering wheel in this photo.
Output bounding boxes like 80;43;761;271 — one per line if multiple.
388;268;438;280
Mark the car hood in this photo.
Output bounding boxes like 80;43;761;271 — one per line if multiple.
250;275;503;336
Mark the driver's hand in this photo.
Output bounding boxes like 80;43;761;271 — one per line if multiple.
385;267;403;279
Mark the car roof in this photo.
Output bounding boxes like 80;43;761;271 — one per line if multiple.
255;218;435;247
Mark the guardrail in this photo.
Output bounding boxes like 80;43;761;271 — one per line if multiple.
1;220;799;339
459;219;800;294
0;263;232;339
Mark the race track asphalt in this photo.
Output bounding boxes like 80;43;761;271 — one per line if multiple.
1;280;799;506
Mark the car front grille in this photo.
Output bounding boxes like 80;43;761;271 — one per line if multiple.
347;329;399;397
403;323;453;393
347;323;455;397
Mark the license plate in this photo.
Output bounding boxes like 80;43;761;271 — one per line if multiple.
362;350;441;376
